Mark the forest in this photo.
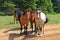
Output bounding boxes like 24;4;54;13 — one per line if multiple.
0;0;60;15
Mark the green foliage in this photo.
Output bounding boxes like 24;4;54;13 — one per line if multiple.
37;0;54;13
52;0;60;13
0;0;60;15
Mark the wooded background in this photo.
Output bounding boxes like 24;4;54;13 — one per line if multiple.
0;0;60;15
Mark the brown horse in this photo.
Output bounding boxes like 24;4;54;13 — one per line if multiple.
19;9;31;35
30;11;36;32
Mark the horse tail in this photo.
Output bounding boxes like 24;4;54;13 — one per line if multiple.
45;17;48;24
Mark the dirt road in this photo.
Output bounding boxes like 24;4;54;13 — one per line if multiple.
0;23;60;40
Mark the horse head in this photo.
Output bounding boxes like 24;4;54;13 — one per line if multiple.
31;11;37;20
24;9;31;20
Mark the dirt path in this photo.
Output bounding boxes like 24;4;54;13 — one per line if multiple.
0;23;60;40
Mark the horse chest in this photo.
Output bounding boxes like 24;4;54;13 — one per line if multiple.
35;18;44;26
20;15;29;26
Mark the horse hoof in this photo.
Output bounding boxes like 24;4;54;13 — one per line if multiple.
25;32;27;35
20;33;22;35
35;34;40;37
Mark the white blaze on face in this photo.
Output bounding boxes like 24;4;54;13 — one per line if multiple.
37;10;41;13
37;13;40;18
37;10;47;22
37;10;41;18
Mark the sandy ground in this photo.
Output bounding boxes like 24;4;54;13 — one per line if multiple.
0;23;60;40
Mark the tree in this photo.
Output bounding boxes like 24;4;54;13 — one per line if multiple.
36;0;54;13
52;0;60;13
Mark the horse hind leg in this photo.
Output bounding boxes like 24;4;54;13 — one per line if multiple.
42;24;44;34
14;17;15;24
16;18;18;24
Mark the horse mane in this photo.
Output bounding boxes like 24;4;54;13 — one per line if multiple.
23;9;31;15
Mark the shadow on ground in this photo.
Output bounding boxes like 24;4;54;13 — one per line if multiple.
8;31;36;40
3;28;20;33
3;28;37;40
9;33;21;40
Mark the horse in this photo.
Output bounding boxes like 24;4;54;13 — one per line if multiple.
35;12;44;37
36;8;48;23
19;9;31;35
13;10;23;24
34;8;48;36
30;11;36;32
30;8;48;36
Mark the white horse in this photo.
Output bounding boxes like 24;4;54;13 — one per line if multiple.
37;9;48;23
36;8;48;36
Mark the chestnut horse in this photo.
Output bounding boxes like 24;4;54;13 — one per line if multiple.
30;11;36;32
19;10;31;35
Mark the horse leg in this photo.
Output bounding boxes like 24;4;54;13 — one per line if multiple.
24;26;27;35
30;22;33;32
39;25;44;36
36;25;41;36
25;26;27;35
34;23;37;33
20;25;23;34
16;18;18;24
42;24;44;34
35;24;37;34
15;14;18;24
31;23;33;32
14;15;16;24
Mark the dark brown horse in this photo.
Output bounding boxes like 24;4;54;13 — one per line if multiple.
19;9;31;35
13;6;23;24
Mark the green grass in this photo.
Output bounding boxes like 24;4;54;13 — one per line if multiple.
0;14;60;28
47;14;60;24
0;16;20;29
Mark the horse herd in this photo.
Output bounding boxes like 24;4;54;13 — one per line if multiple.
13;8;48;37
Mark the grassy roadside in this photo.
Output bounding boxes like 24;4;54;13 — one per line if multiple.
47;14;60;24
0;14;60;28
0;16;20;29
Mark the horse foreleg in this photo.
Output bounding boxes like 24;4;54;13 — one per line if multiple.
24;26;27;35
34;23;37;32
31;23;33;32
40;25;44;36
30;22;33;32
